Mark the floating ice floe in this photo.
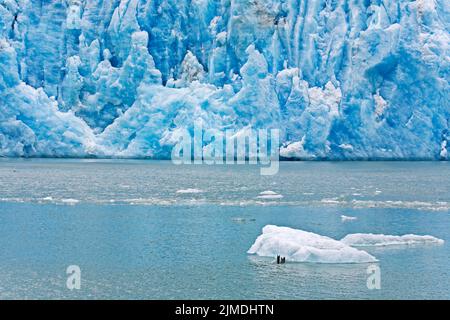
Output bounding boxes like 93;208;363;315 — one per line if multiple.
60;199;80;205
320;198;342;205
232;217;255;223
256;191;284;200
248;225;377;264
318;199;450;211
38;197;80;205
341;234;445;247
341;215;358;222
176;188;204;194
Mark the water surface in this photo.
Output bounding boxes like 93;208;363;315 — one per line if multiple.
0;160;449;299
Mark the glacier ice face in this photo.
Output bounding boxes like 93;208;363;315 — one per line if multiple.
0;38;95;157
0;0;449;159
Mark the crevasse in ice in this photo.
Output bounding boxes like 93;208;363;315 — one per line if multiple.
0;0;449;159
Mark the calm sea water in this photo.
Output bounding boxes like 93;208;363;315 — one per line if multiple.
0;159;449;299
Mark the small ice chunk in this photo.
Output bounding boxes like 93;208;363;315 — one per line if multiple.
248;225;377;264
256;191;284;199
341;215;358;222
341;234;445;247
260;191;278;195
232;217;256;223
257;195;284;199
176;188;204;194
321;198;341;204
61;199;80;205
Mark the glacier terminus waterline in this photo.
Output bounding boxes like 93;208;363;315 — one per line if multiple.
0;0;449;160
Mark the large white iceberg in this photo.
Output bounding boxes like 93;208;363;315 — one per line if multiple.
248;225;377;264
256;191;284;200
341;234;445;247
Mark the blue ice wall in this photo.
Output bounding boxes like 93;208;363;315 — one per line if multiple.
0;0;449;159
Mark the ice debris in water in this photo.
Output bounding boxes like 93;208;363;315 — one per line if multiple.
257;191;284;199
341;234;445;247
232;217;256;223
248;225;378;264
176;188;204;194
60;199;80;205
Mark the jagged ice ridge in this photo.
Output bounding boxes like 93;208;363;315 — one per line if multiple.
0;0;449;159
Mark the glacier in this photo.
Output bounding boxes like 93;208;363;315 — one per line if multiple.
341;233;445;247
0;0;449;159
